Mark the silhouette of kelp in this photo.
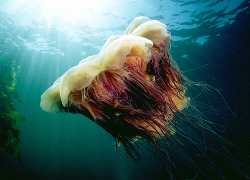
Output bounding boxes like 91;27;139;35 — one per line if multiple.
0;60;24;162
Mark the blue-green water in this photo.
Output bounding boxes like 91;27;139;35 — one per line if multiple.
0;0;249;179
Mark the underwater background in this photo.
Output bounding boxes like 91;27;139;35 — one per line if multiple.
0;0;249;179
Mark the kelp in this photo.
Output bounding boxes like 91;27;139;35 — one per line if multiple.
0;59;24;161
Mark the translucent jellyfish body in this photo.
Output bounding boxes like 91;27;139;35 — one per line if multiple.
40;17;248;179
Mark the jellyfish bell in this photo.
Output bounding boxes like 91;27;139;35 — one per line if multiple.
40;16;249;179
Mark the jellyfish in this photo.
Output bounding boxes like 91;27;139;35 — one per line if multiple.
40;17;248;179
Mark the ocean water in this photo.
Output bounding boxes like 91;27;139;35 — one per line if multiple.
0;0;249;179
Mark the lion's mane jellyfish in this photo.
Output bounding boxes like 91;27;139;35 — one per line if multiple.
40;17;248;179
41;16;188;148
